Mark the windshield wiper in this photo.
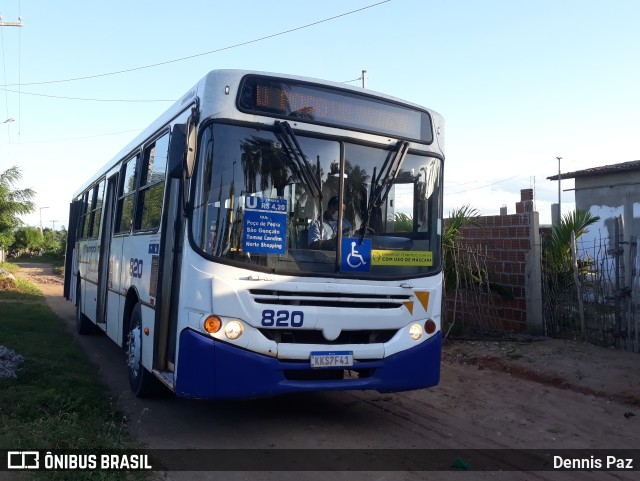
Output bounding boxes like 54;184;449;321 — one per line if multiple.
359;140;410;242
274;121;322;199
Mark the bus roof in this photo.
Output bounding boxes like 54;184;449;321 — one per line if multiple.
72;69;442;197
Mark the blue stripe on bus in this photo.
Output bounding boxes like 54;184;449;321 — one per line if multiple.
175;329;441;400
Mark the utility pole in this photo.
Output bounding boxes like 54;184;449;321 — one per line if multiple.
39;206;49;234
362;70;367;89
0;16;23;27
556;156;562;221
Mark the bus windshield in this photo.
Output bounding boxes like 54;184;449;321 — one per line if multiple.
191;123;442;278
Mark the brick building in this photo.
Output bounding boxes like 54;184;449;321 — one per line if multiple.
444;189;543;334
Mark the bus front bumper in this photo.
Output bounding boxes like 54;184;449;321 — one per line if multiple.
175;328;441;400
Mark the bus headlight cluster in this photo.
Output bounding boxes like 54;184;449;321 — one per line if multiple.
409;319;438;341
203;315;244;340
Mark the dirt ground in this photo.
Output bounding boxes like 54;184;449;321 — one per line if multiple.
444;337;640;408
4;263;640;481
12;263;64;287
12;262;639;411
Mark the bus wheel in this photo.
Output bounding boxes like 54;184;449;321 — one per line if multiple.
76;286;94;335
126;303;160;397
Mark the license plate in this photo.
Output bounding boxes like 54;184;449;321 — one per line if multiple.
310;351;353;368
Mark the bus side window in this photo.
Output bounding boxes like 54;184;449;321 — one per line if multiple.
136;133;169;231
81;191;91;239
90;180;105;239
115;155;139;234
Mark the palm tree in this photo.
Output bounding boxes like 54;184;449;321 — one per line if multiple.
343;161;369;226
393;212;413;232
543;209;600;281
541;210;600;338
442;205;482;294
0;166;35;249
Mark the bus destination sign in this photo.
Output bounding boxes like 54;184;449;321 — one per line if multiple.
238;75;433;143
243;197;287;255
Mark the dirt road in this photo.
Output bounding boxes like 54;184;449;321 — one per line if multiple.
11;264;640;480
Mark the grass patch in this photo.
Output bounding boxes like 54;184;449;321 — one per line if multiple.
0;268;42;301
0;301;149;480
13;277;43;297
1;261;20;274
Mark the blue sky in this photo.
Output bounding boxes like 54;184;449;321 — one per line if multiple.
1;0;639;229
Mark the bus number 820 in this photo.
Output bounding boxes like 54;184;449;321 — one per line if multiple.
261;310;304;327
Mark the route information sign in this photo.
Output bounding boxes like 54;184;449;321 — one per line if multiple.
243;197;287;255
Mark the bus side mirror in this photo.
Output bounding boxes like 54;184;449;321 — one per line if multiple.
184;122;197;179
168;124;187;179
168;122;197;179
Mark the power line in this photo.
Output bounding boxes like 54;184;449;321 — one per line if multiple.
447;174;522;195
445;177;493;188
0;86;175;102
5;1;391;87
9;128;142;144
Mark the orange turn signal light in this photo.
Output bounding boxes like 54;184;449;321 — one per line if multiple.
204;315;222;333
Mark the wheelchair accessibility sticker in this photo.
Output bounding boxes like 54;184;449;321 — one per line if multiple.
341;238;371;272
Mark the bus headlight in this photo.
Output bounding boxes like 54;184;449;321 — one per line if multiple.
409;323;423;340
224;320;244;340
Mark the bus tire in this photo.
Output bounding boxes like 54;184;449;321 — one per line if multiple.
126;302;160;397
76;284;94;335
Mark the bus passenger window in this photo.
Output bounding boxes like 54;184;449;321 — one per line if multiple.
80;191;91;239
87;180;105;238
136;133;169;231
115;155;139;234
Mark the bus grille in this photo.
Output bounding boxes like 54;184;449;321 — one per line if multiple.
249;289;410;309
258;328;397;345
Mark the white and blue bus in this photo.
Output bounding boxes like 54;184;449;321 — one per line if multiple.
64;70;445;399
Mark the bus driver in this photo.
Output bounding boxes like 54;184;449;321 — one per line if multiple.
308;196;351;250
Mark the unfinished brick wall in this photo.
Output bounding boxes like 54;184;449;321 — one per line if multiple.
445;189;543;334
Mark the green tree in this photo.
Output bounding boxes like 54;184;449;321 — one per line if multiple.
442;205;515;299
55;226;68;256
0;166;35;248
442;205;482;293
542;210;600;291
12;226;44;254
541;210;600;338
544;210;600;271
393;212;413;232
42;228;61;254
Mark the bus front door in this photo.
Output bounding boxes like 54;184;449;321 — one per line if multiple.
97;175;117;331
